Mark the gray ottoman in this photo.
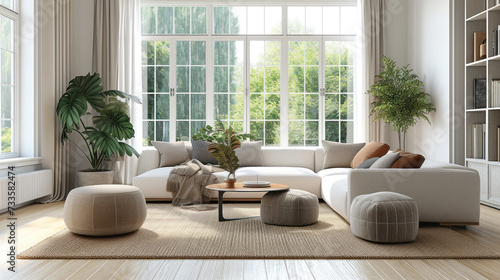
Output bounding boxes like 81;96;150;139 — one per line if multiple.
64;184;147;236
261;190;319;226
350;191;419;243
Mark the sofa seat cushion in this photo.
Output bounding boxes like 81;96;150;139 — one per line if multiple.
320;173;349;220
317;168;351;178
214;167;322;198
132;167;174;199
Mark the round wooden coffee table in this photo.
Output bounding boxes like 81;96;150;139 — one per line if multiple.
206;183;289;222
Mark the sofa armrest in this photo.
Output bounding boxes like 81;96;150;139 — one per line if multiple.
347;168;480;224
136;148;160;176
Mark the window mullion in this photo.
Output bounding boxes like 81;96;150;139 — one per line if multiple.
206;37;214;127
280;37;288;147
169;39;177;142
319;37;325;142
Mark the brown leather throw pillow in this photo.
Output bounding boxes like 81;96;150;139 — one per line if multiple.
350;141;390;169
390;149;425;168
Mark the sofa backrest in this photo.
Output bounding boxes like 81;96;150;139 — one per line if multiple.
136;145;319;175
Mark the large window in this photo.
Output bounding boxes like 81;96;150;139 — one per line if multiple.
141;3;357;146
0;2;16;156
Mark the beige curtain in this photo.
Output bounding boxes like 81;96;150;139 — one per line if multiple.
46;0;72;202
93;0;141;184
358;0;390;143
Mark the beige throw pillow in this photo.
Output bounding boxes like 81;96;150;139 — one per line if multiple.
235;141;263;167
322;140;366;169
151;141;190;167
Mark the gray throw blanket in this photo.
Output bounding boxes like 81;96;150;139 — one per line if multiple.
166;159;222;206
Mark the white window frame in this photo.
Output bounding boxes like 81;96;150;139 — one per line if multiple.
140;2;358;146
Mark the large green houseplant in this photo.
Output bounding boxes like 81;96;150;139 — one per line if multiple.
368;57;436;150
56;73;141;185
192;122;253;187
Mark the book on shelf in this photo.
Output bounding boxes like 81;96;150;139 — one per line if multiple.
474;78;487;109
494;30;498;57
491;79;500;108
474;32;487;61
473;123;486;159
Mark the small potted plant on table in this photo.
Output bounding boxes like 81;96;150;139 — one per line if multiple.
192;122;253;188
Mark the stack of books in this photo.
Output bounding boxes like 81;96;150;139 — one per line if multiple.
472;123;486;159
474;78;487;109
494;25;500;56
491;79;500;108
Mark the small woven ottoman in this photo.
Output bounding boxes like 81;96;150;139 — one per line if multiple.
261;189;319;226
64;184;147;236
350;191;419;243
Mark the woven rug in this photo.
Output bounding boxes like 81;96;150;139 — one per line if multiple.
18;203;500;259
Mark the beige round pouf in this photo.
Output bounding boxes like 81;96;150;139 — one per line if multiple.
64;185;147;236
261;190;319;226
350;191;419;243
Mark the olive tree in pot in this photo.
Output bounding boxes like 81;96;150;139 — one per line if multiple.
192;121;253;188
367;57;436;150
56;73;141;186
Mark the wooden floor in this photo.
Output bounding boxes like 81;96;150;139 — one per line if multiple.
1;203;500;280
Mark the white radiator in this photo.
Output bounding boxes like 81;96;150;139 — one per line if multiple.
0;169;52;209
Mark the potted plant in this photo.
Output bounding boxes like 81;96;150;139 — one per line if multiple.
192;122;253;188
56;73;141;186
367;56;436;150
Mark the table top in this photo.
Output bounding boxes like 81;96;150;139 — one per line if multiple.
206;182;289;192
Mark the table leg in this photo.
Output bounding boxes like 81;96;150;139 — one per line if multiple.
217;191;259;222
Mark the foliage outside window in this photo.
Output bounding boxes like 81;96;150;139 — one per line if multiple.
141;4;357;146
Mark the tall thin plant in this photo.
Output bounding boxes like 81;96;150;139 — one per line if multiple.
367;57;436;150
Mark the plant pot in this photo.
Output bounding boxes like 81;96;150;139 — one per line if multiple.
224;178;236;188
78;170;113;186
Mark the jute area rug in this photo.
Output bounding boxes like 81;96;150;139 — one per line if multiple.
19;203;500;259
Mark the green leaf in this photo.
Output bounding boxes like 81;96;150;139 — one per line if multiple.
93;108;135;140
56;91;87;131
85;128;121;159
102;90;142;104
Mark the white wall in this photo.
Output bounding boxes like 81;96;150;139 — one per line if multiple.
384;0;451;162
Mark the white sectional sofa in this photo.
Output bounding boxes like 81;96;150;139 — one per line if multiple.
132;145;480;225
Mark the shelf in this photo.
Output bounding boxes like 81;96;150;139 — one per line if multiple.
466;59;487;67
489;54;500;61
466;10;487;21
466;158;487;163
489;107;500;110
466;108;487;112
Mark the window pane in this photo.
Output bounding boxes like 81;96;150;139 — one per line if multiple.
141;7;156;34
176;66;189;92
156;41;169;65
214;41;228;65
175;7;190;34
191;94;206;119
214;67;228;92
191;41;206;65
156;94;169;119
176;41;189;65
2;120;12;152
191;66;206;92
265;94;280;119
192;7;206;34
341;121;354;143
1;86;11;119
0;0;14;11
325;94;339;120
142;66;154;92
230;66;243;92
157;7;173;34
176;94;189;119
288;7;305;34
143;94;154;119
265;67;280;92
1;16;13;51
306;94;319;119
306;7;322;34
288;41;304;65
248;7;264;34
340;41;354;65
142;41;155;65
325;121;339;142
192;121;206;137
250;93;264;119
143;121;154;146
156;121;169;142
265;7;282;34
214;94;228;120
231;7;246;34
289;121;304;146
323;7;340;34
305;121;319;146
340;66;353;93
305;67;319;93
288;66;304;93
325;41;340;65
265;121;280;145
155;67;169;92
325;66;340;93
213;7;229;34
176;121;189;141
340;94;354;119
250;121;264;141
229;94;244;119
1;50;12;85
250;66;264;93
230;41;244;66
340;6;356;34
289;94;304;120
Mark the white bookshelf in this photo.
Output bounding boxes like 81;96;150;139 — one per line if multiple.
465;0;500;209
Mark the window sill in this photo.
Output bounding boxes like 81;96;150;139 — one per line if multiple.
0;157;42;169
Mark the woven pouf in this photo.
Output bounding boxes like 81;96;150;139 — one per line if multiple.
350;191;419;243
261;190;319;226
64;185;147;236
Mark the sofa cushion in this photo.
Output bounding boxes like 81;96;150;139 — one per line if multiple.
370;152;400;169
357;157;379;169
152;141;190;167
132;167;174;199
191;140;217;165
391;149;425;168
322;140;365;168
235;141;263;166
351;141;390;169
